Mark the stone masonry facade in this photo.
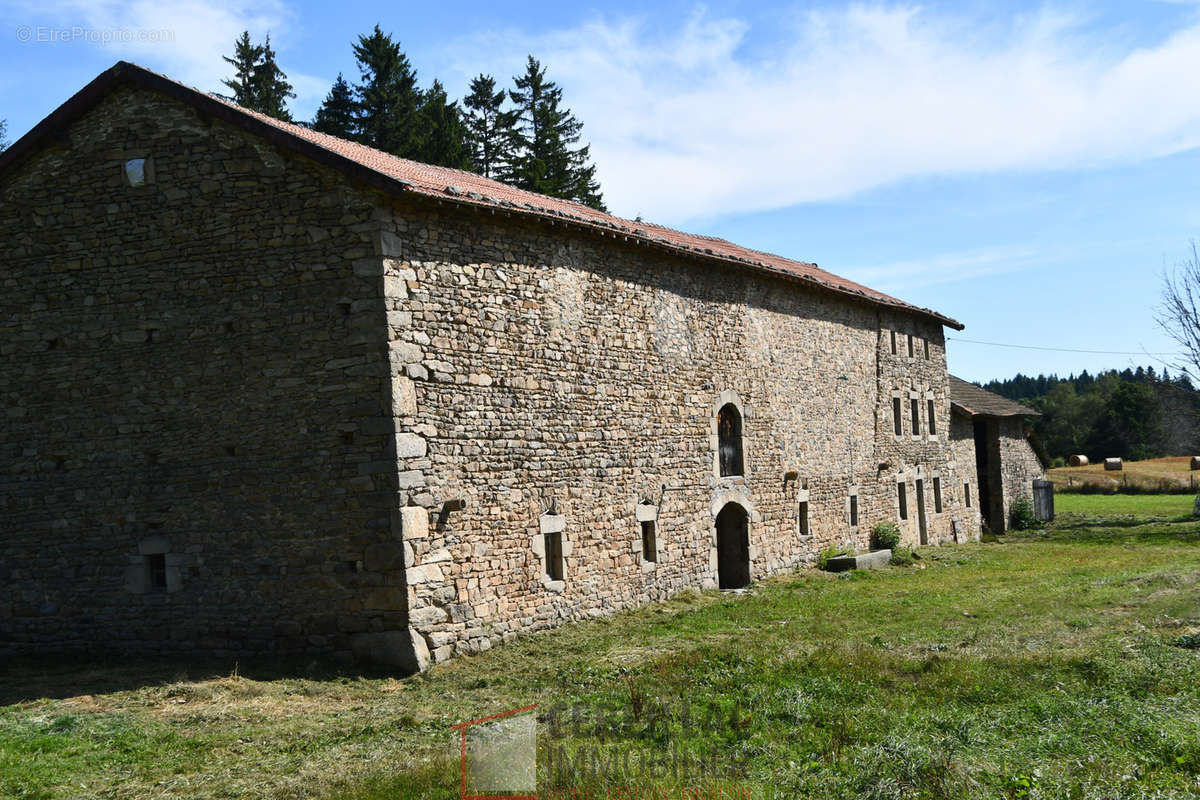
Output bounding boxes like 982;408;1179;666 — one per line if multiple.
2;76;977;668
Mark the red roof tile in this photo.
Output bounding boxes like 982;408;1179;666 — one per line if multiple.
0;61;963;330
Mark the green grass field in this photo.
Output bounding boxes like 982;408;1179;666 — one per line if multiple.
1054;491;1196;516
5;495;1200;799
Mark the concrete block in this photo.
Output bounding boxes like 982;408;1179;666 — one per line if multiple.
824;549;891;573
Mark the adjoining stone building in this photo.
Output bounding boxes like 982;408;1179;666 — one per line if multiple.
3;62;1022;670
948;376;1048;533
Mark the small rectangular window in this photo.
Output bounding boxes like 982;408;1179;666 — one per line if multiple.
798;501;809;536
898;483;908;520
933;477;943;513
924;339;931;360
927;399;937;435
849;495;859;527
910;397;921;435
907;335;915;358
890;330;897;355
124;158;147;187
893;397;902;436
145;553;167;591
544;531;563;581
964;481;972;508
641;520;657;563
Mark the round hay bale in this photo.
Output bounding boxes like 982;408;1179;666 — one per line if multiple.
1068;454;1089;467
1190;456;1200;471
1104;457;1123;471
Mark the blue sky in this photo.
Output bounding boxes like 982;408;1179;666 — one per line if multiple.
4;1;1200;383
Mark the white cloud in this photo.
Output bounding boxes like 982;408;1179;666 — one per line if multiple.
441;5;1200;223
9;0;326;112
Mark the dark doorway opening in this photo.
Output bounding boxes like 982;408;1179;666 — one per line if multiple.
716;503;750;589
973;418;1000;532
915;478;928;545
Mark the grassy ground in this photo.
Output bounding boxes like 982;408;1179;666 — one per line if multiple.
6;495;1200;799
1049;456;1200;492
1054;491;1196;516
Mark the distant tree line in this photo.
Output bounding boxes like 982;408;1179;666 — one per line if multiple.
221;28;604;210
983;367;1200;462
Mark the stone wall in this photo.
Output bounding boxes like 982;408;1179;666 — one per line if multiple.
996;418;1046;527
949;412;982;537
1;87;405;658
371;195;974;663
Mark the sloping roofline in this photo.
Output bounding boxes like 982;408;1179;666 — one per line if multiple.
0;61;964;330
948;375;1040;418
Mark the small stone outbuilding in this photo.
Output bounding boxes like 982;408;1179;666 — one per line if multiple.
4;62;985;669
948;376;1048;534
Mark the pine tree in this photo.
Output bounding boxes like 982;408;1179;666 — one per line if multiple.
222;32;262;108
252;34;295;122
221;31;294;121
415;80;472;169
0;119;9;151
509;56;604;210
351;25;421;157
312;74;356;138
463;74;517;179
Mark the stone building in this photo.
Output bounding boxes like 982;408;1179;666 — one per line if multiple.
948;376;1047;533
4;62;1004;670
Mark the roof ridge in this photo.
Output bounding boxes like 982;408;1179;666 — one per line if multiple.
0;60;963;331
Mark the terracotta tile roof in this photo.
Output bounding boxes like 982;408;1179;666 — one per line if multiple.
0;61;963;330
949;376;1040;418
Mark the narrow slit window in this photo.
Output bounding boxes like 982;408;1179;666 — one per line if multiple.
964;481;972;508
717;403;744;477
641;520;657;564
907;334;915;358
890;330;897;355
927;399;937;435
544;531;563;581
798;501;809;536
849;495;859;527
892;397;902;436
898;483;908;520
924;339;931;360
910;397;921;435
933;477;943;513
145;553;167;591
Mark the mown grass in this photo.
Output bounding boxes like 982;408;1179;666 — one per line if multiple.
1054;491;1196;516
1050;456;1200;493
6;496;1200;799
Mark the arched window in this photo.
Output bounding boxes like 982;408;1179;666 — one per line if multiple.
717;403;744;477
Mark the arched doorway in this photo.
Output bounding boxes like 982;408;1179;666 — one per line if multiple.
715;503;750;589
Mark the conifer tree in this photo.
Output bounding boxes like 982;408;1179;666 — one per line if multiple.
509;56;604;210
0;119;8;151
415;80;472;169
222;32;262;108
351;25;421;156
252;34;295;122
463;74;518;179
221;31;294;121
312;74;356;138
